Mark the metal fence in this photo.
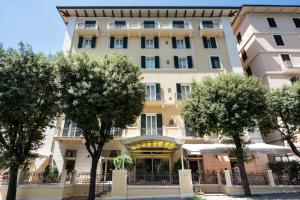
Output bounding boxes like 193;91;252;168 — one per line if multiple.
75;172;112;184
192;172;218;184
19;172;60;184
231;172;269;185
128;172;179;185
273;173;300;185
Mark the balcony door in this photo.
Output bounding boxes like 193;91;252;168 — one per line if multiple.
146;114;157;135
146;84;156;101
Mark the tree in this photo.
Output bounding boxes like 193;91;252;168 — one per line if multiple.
57;53;144;200
113;155;134;171
259;82;300;157
0;43;60;200
182;73;267;196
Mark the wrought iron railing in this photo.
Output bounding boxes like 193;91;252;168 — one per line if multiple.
0;172;9;185
76;22;98;29
140;128;163;136
128;172;179;185
145;92;162;101
19;172;60;184
231;172;269;185
192;172;218;184
75;172;112;184
273;173;300;185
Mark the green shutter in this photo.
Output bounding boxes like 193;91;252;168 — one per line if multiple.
211;37;217;48
154;37;159;48
202;37;208;48
155;83;161;100
176;83;182;100
155;56;160;69
156;114;163;136
78;36;83;48
123;37;128;48
174;56;179;68
141;37;145;48
141;114;146;135
110;37;115;48
187;56;193;68
172;37;177;48
91;36;97;48
141;56;146;69
185;37;191;48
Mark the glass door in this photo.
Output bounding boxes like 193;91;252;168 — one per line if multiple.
146;84;156;101
146;115;157;135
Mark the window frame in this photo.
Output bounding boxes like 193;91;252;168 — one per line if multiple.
180;84;191;99
145;57;156;69
266;17;278;28
115;37;124;48
273;34;285;46
145;37;155;49
280;53;294;68
114;20;127;29
83;37;93;49
292;17;300;28
236;32;242;44
145;83;157;101
176;38;186;49
207;37;218;48
178;57;188;69
209;55;223;70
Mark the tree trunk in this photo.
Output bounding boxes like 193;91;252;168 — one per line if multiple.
285;137;300;157
233;135;251;196
6;167;19;200
88;158;99;200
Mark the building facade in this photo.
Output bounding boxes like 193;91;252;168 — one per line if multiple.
233;5;300;160
30;6;290;183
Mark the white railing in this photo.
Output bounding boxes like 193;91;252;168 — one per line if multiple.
76;22;98;29
107;22;192;30
200;22;223;29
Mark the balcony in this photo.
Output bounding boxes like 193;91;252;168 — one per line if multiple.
141;128;163;136
145;92;164;106
199;21;223;36
55;127;83;142
106;22;192;36
282;62;300;74
75;21;99;35
110;127;123;137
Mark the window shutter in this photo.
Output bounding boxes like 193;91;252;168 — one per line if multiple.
174;56;179;68
91;36;97;48
154;37;159;48
172;37;177;48
211;37;217;48
176;83;182;100
78;36;83;48
155;56;160;69
141;56;146;69
141;114;146;136
110;37;115;48
185;37;191;48
156;114;163;136
202;37;208;48
155;83;161;100
141;37;145;48
187;56;193;68
123;37;128;48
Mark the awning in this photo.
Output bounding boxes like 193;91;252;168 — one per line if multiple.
182;143;292;155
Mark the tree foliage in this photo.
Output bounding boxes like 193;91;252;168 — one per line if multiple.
182;73;267;196
0;43;60;200
113;155;134;171
57;53;144;199
259;82;300;157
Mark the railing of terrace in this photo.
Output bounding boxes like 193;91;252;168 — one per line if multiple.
273;173;300;185
19;172;60;184
127;172;179;185
192;172;218;184
75;172;112;184
231;172;269;185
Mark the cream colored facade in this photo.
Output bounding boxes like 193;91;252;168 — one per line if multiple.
233;5;300;155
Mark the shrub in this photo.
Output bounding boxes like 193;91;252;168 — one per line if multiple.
113;155;134;171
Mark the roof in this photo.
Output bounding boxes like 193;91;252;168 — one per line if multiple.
56;6;240;24
232;4;300;31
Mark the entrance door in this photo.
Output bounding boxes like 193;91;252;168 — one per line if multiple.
65;160;75;173
102;160;114;181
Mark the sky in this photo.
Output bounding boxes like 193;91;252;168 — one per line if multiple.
0;0;298;54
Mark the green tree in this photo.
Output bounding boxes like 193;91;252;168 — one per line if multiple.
260;82;300;157
0;43;60;200
57;53;144;200
182;73;267;196
113;155;134;171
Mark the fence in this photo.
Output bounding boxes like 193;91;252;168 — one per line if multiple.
128;172;179;185
0;172;9;184
192;172;218;184
76;172;112;184
273;173;300;185
231;172;269;185
19;172;60;184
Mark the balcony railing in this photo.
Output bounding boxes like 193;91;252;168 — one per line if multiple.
110;128;123;137
200;22;223;29
141;128;163;136
145;92;161;101
107;22;192;30
62;128;81;137
76;22;98;29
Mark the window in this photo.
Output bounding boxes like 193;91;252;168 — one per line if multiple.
291;76;300;84
83;37;92;48
176;83;191;100
281;54;293;68
143;21;156;28
146;57;155;69
85;20;96;29
237;32;242;44
145;84;156;101
115;38;123;48
202;20;214;28
241;50;248;62
203;37;217;48
114;20;126;28
245;67;253;76
210;56;222;69
65;150;77;158
292;18;300;28
267;17;277;28
273;35;284;46
145;38;154;48
63;119;81;137
176;39;186;48
178;57;188;69
141;114;162;135
173;21;184;28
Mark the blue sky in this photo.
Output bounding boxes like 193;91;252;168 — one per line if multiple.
0;0;298;54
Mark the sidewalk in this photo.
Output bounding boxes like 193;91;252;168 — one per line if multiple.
204;193;300;200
